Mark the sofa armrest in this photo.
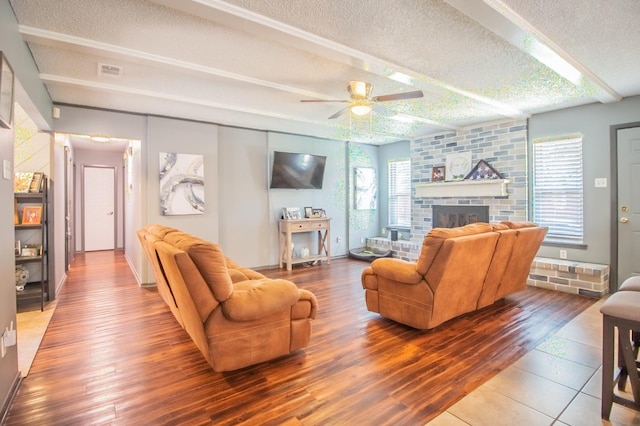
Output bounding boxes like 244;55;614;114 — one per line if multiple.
222;279;300;321
293;289;318;319
370;258;423;284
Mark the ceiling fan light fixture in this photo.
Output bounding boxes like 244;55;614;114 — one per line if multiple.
350;103;372;116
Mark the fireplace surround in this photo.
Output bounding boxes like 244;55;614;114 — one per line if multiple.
432;205;489;228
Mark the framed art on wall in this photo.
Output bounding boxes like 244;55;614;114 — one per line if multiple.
0;52;15;129
355;167;377;210
159;152;205;215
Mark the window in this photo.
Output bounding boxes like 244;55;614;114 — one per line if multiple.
532;135;583;243
388;159;411;228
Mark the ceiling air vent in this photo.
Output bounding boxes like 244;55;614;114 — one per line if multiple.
97;63;123;78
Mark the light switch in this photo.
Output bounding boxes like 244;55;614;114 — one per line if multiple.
3;160;11;180
595;178;607;188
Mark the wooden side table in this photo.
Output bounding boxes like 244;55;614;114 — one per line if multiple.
279;218;331;271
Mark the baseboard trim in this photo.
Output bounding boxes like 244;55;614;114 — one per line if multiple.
0;371;22;423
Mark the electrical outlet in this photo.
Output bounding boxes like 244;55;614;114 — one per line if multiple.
595;178;607;188
560;250;567;259
381;228;386;235
336;237;341;243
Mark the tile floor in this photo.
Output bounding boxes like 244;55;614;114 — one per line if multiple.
16;299;57;377
429;297;640;425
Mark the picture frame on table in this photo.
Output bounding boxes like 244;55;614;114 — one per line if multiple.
311;208;326;218
0;52;15;129
304;207;313;218
21;205;42;224
282;207;301;220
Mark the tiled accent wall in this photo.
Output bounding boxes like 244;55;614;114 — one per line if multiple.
529;257;609;298
408;119;528;260
367;237;419;261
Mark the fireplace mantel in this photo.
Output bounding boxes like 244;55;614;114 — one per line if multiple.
415;179;510;198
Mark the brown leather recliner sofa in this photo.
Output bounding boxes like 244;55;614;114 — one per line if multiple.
361;221;547;330
138;225;318;372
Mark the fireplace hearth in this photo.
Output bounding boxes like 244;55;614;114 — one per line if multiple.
432;205;489;228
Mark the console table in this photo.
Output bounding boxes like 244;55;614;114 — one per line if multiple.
279;218;331;271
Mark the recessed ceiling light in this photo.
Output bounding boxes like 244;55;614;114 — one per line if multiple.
388;72;414;86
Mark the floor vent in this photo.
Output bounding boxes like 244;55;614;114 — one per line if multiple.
98;63;123;78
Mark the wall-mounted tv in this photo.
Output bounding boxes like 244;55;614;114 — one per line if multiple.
270;151;327;189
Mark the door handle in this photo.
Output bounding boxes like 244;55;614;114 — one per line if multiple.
107;211;114;216
620;217;629;223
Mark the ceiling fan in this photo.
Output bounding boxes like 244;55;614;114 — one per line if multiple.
301;81;424;119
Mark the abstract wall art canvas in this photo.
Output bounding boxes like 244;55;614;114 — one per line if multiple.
355;167;377;210
159;152;204;215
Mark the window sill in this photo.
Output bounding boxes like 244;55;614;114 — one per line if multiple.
542;240;587;250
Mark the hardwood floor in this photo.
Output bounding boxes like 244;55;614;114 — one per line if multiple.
4;250;596;425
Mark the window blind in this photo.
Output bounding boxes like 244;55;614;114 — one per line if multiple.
388;159;411;228
532;136;584;242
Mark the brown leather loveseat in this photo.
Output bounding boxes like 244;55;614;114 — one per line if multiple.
138;225;318;372
361;221;546;330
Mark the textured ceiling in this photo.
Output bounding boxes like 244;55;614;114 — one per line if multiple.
8;0;640;145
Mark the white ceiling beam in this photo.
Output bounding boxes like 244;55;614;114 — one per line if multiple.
19;25;334;101
445;0;621;103
20;26;462;132
151;0;527;119
39;73;427;143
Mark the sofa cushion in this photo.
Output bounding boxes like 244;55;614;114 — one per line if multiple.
491;222;510;231
146;224;178;238
416;222;493;276
163;232;234;302
222;279;300;321
500;221;538;229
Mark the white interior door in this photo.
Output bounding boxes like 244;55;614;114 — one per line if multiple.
617;126;640;284
83;166;116;251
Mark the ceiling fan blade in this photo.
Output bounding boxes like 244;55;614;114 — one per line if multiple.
300;99;349;103
328;107;349;119
372;104;395;117
372;90;424;102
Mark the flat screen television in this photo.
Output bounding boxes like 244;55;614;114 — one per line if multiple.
270;151;327;189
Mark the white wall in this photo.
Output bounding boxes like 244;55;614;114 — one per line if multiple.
0;0;53;410
349;142;380;249
218;126;270;266
51;135;70;296
0;124;19;413
267;132;349;261
144;116;220;242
